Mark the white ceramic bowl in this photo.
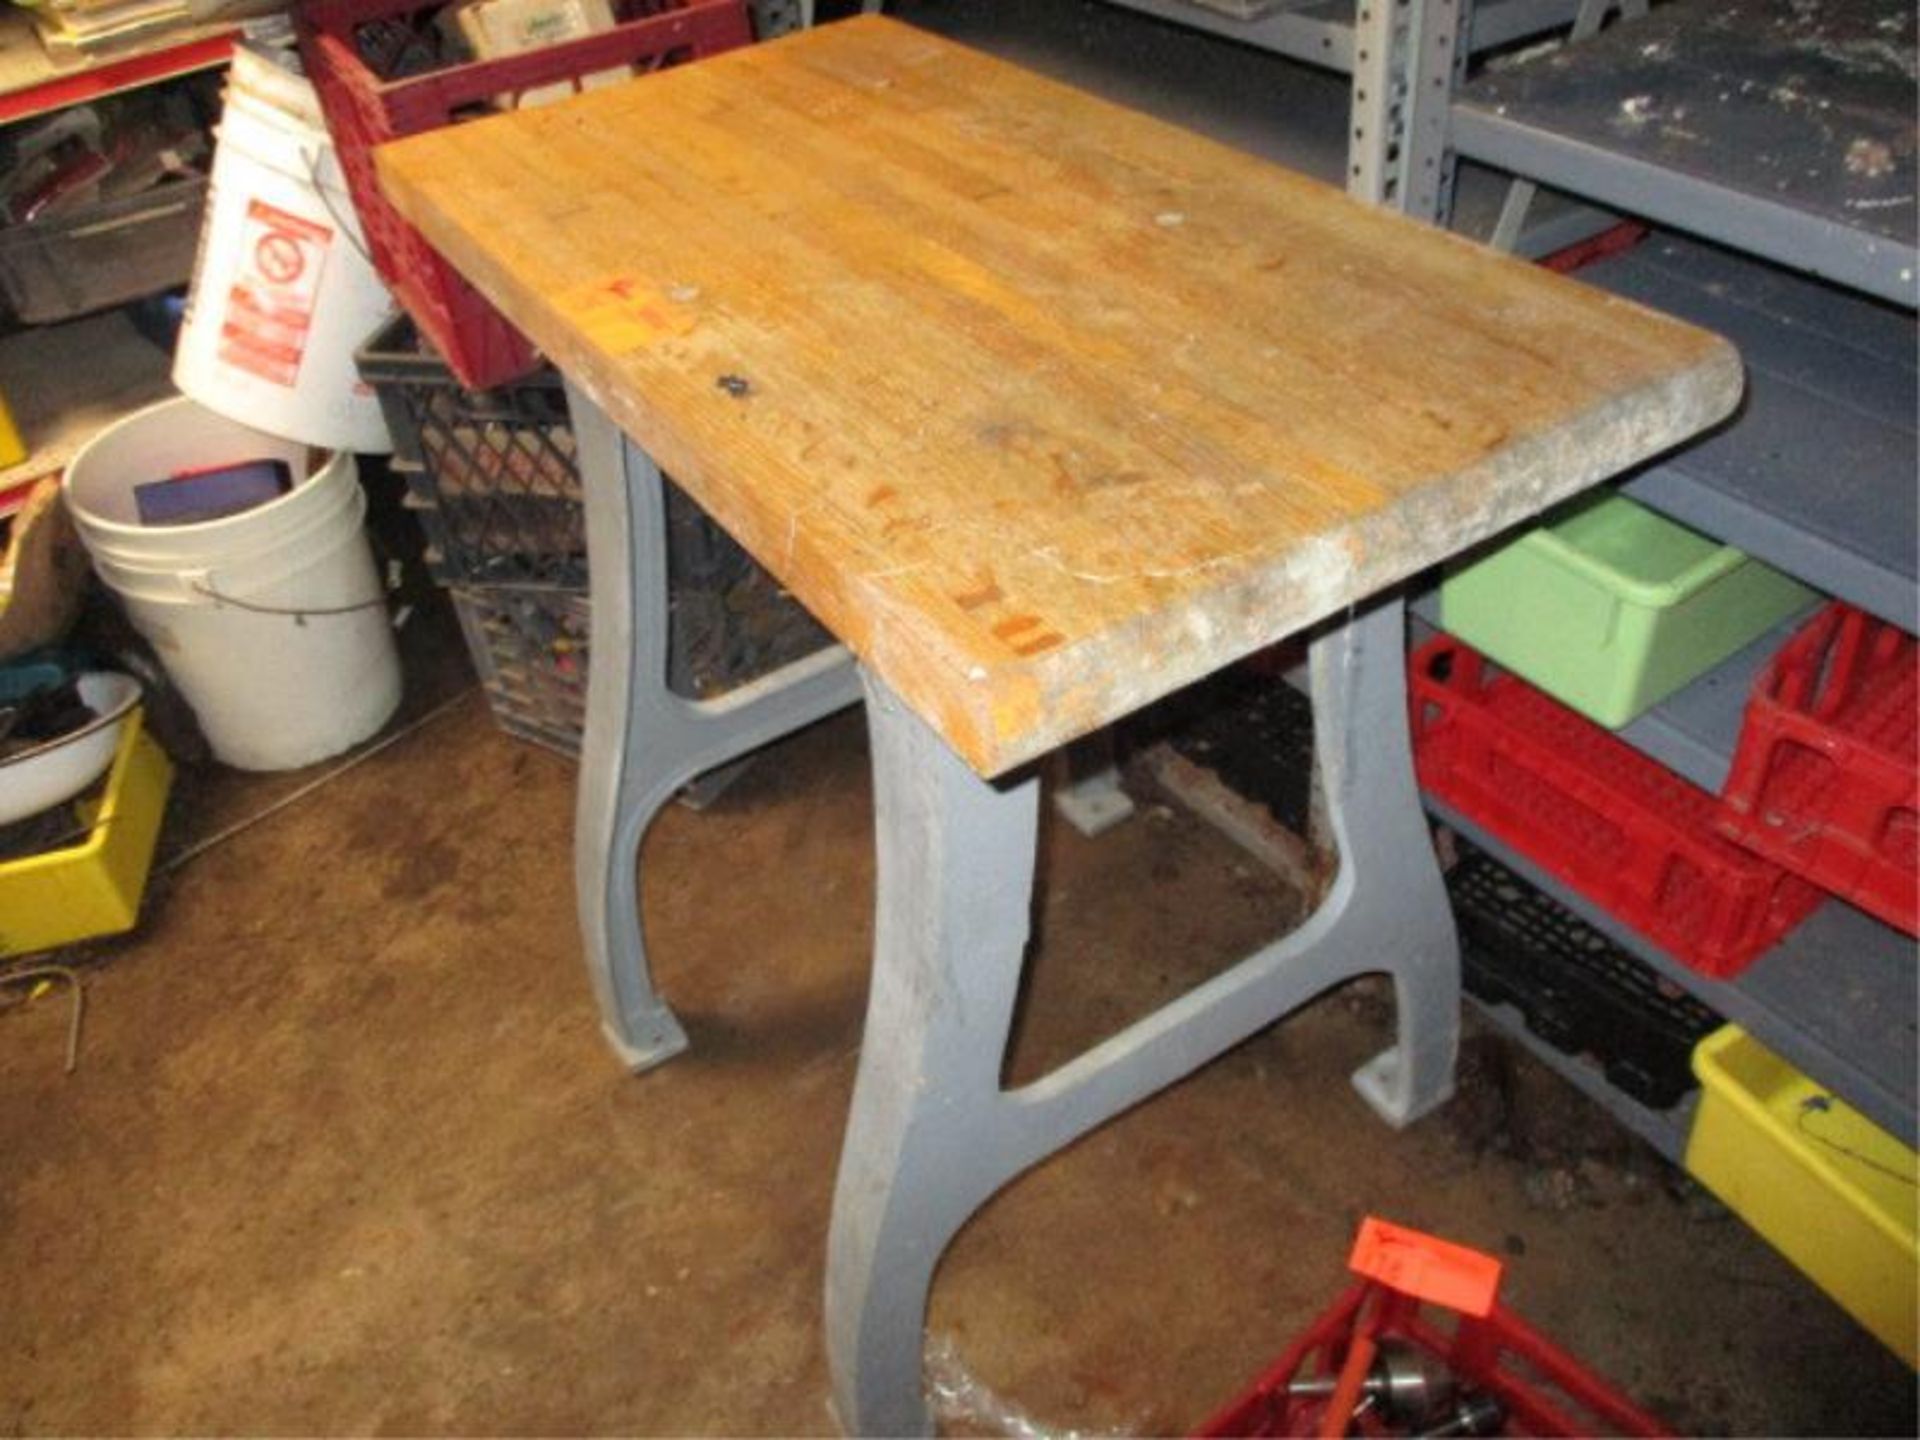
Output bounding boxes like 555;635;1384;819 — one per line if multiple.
0;671;143;827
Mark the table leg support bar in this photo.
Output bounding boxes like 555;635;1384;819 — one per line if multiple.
568;387;863;1071
826;598;1458;1434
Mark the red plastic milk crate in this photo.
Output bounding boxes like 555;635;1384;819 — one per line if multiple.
1717;603;1919;935
1409;635;1824;978
1198;1219;1670;1438
299;0;752;388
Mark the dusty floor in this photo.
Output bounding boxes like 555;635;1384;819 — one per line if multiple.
3;4;1915;1434
2;651;1914;1434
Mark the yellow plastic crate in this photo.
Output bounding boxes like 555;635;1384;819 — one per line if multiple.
1687;1026;1919;1366
0;710;172;957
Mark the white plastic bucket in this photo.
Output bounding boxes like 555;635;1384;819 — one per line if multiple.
174;49;395;453
63;396;402;771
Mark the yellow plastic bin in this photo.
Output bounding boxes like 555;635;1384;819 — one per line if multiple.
1439;492;1815;727
0;388;24;469
0;709;172;957
1686;1025;1918;1365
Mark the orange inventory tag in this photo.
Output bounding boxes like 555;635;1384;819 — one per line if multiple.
1348;1217;1503;1317
559;274;698;353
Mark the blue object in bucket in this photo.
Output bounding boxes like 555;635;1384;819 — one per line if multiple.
133;458;292;527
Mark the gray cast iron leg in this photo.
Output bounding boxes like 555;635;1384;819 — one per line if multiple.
568;387;863;1071
825;596;1457;1435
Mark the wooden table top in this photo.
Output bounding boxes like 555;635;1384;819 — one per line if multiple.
378;15;1741;777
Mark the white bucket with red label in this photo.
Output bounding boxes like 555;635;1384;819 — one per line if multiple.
174;49;396;453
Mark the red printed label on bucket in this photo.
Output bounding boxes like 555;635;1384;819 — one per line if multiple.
216;199;333;388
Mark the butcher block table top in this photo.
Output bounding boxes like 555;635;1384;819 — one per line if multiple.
377;15;1742;778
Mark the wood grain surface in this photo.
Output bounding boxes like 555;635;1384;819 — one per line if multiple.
378;15;1742;777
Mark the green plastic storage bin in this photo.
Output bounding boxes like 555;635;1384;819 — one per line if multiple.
1438;492;1815;727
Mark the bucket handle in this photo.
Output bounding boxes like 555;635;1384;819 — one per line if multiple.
189;520;401;624
301;143;376;268
93;553;387;617
189;578;387;626
95;526;396;619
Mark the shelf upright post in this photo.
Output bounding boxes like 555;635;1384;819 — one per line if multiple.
1349;0;1467;221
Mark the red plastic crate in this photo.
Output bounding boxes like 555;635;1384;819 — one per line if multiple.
1717;603;1918;935
1409;635;1824;978
299;0;751;388
1196;1279;1670;1438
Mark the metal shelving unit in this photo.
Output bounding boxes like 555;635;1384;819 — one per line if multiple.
1432;799;1918;1148
1346;0;1918;1157
1096;0;1582;71
0;8;245;494
1450;0;1918;306
1410;547;1912;1150
1593;237;1919;630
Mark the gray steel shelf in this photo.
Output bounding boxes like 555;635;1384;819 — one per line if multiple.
1098;0;1582;72
1579;236;1918;631
1614;608;1814;793
1451;0;1919;306
1428;799;1919;1148
1466;991;1697;1164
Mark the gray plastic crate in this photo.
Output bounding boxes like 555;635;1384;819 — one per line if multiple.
0;175;208;324
450;584;592;757
447;555;842;753
448;554;833;755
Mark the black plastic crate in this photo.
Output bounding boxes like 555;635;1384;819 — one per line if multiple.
357;315;790;607
364;316;834;749
1162;671;1315;835
357;315;586;588
1446;839;1722;1111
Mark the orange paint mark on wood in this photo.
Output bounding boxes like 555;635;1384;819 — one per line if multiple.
1010;630;1064;657
993;614;1043;639
953;573;1003;611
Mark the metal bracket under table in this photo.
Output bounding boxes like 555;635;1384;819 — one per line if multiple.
567;383;1459;1436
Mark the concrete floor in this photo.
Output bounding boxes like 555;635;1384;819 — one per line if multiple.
3;3;1914;1434
4;666;1914;1434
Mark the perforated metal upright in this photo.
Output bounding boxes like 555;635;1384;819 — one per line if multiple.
1347;0;1464;222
